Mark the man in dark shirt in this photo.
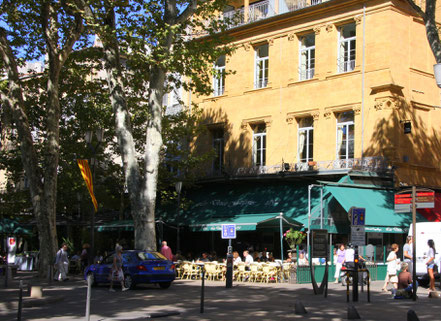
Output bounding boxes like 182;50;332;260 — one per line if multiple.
395;262;413;298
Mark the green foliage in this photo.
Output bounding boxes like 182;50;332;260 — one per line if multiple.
284;228;307;249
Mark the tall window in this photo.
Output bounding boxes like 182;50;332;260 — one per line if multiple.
338;23;356;73
336;111;354;160
298;117;314;163
252;124;266;166
213;56;225;96
212;128;224;172
254;44;269;89
299;34;315;81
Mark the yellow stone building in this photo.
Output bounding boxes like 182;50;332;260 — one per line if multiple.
191;0;441;188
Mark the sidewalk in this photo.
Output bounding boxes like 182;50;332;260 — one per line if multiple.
1;272;440;320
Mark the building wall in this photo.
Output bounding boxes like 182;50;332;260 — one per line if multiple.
192;0;441;188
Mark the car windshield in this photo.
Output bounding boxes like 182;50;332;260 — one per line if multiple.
137;251;167;261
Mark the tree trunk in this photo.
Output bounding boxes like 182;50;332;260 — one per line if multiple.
424;0;441;63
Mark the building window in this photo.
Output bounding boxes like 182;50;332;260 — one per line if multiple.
254;44;269;89
338;23;356;73
213;56;225;96
336;111;354;160
298;117;314;163
299;34;315;81
212;128;224;172
252;124;266;166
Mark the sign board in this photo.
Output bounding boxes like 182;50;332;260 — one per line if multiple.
221;224;236;239
351;208;366;226
351;226;366;246
394;190;435;213
311;229;328;258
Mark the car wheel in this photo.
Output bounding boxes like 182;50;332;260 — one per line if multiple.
87;272;97;287
124;275;134;289
159;282;171;289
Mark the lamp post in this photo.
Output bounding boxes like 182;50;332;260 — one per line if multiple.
85;129;104;265
175;181;183;253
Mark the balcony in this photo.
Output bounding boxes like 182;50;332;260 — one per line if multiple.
222;0;325;29
205;156;390;178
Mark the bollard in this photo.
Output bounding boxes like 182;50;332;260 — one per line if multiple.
85;274;92;321
200;266;205;314
407;309;420;321
294;300;307;314
17;280;23;321
347;305;361;319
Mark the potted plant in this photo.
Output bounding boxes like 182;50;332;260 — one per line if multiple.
284;228;307;250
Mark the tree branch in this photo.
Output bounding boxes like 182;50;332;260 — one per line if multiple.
176;0;199;24
404;0;426;19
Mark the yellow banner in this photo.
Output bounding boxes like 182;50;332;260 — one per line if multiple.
77;159;98;212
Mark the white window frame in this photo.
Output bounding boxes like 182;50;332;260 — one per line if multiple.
254;44;269;89
299;34;315;81
336;113;354;160
338;24;356;73
297;120;314;163
213;56;225;96
212;129;224;172
252;125;266;166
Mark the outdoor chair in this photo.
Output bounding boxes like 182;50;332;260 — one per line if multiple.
249;263;263;282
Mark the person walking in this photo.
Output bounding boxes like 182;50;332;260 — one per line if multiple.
160;241;174;261
54;243;69;281
334;244;346;283
403;236;413;277
426;239;436;292
382;243;400;292
109;244;128;292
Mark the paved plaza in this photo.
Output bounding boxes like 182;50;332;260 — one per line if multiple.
1;272;441;320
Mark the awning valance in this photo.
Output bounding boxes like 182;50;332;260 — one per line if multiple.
189;213;302;232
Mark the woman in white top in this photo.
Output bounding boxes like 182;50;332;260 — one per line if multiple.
426;239;436;292
382;243;399;292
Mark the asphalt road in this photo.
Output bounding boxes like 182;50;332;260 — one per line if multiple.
1;273;441;320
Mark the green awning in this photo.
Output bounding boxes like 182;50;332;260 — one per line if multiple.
326;186;428;233
96;220;134;232
189;213;302;232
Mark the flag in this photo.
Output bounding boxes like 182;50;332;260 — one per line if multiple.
77;159;98;212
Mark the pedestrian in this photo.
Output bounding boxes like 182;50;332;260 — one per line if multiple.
80;243;90;271
382;243;400;292
334;244;346;283
109;244;128;292
426;239;436;292
54;243;69;281
160;241;174;261
403;236;413;277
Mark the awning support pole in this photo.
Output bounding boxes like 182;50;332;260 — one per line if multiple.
320;187;323;229
279;213;284;262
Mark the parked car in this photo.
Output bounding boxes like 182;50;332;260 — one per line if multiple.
84;250;175;289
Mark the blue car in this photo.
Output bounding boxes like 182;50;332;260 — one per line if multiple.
84;250;175;289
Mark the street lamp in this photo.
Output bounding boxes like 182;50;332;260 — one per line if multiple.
85;129;104;264
175;181;183;253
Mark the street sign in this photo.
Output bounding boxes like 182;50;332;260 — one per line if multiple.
351;226;366;246
394;190;435;213
351;208;365;226
221;224;236;239
311;229;328;258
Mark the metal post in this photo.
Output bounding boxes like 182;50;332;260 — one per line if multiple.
353;246;359;302
17;280;23;321
320;187;323;229
307;185;312;261
175;182;182;253
279;213;284;262
412;186;417;301
89;158;96;266
85;274;92;321
4;237;8;288
226;240;233;288
200;266;205;313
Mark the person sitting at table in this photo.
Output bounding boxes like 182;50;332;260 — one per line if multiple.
233;251;242;264
197;252;210;263
298;251;309;266
243;250;254;265
285;252;294;263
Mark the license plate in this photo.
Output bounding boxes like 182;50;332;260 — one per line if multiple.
153;267;165;270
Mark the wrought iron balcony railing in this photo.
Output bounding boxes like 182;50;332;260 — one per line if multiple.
206;156;389;178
